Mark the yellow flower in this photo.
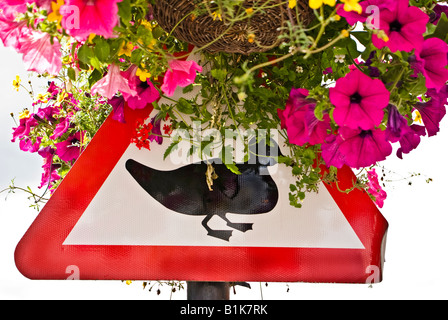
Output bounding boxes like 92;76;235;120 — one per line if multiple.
340;0;362;14
211;11;222;21
247;33;256;43
246;8;254;15
289;0;297;9
309;0;336;10
119;42;134;57
341;29;350;37
12;75;21;91
19;109;30;120
414;111;423;124
136;68;151;82
35;93;50;103
48;0;65;28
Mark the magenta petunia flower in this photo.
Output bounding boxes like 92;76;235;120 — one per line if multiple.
54;131;83;162
413;86;448;137
366;169;387;208
50;116;73;139
279;88;331;146
19;136;42;153
61;0;122;41
322;127;392;169
396;124;425;159
410;38;448;91
11;115;38;142
371;0;429;53
37;146;61;190
91;64;136;100
329;69;390;130
337;0;394;26
161;59;202;97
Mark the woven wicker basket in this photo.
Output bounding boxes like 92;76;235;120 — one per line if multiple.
152;0;312;54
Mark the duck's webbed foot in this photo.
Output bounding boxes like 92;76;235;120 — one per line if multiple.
201;215;233;241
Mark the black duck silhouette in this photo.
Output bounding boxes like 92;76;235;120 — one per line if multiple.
125;139;280;241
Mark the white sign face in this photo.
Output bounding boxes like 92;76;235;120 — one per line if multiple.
63;121;364;249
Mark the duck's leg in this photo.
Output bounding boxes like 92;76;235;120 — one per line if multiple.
220;214;253;233
201;214;233;241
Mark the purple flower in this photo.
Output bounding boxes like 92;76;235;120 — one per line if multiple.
413;86;448;137
385;105;423;159
430;4;448;25
148;116;163;145
279;88;331;146
329;69;390;130
371;0;429;53
108;95;126;123
322;127;392;169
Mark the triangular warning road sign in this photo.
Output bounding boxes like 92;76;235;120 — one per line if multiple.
14;101;388;284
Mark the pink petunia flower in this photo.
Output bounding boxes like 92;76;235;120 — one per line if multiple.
410;37;448;91
161;59;202;97
121;64;160;110
366;169;387;208
322;127;392;169
91;64;136;100
17;28;62;75
371;0;429;53
0;0;28;19
279;88;331;146
61;0;122;42
329;69;390;130
0;13;27;50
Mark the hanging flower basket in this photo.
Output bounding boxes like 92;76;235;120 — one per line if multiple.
152;0;313;54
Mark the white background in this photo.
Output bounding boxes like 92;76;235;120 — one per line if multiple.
1;44;448;300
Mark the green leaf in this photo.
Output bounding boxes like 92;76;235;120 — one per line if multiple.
211;69;227;82
77;44;94;65
426;13;448;41
117;0;132;24
225;163;241;175
176;98;195;114
93;38;110;62
163;140;180;160
67;67;76;81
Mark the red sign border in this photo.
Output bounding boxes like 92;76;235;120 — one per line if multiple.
14;105;388;283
